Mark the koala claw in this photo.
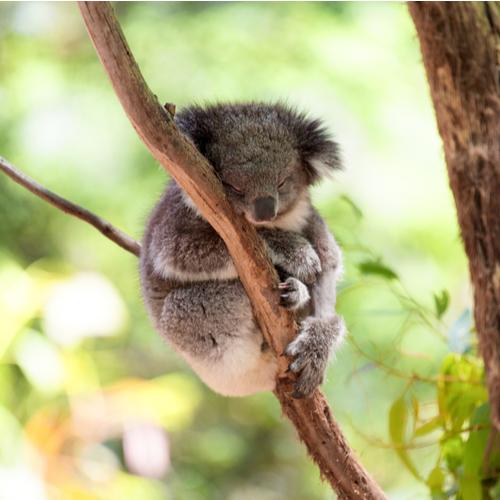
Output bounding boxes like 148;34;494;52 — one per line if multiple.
279;277;310;310
285;316;345;398
285;343;326;398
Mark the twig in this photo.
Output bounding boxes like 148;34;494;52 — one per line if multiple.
77;2;387;498
0;156;140;257
349;335;482;386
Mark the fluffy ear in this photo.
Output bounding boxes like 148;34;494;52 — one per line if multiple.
295;117;341;183
174;105;214;156
277;106;341;183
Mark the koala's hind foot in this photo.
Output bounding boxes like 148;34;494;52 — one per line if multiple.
285;315;346;398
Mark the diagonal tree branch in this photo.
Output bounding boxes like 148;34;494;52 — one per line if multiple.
0;156;140;257
67;3;384;497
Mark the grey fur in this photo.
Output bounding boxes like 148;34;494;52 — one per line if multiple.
140;102;345;398
279;277;310;311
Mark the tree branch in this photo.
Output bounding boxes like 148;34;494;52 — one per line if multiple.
72;3;386;497
0;156;140;257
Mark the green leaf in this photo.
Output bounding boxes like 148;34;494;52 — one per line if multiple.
426;464;445;492
442;435;465;472
438;353;488;430
339;194;363;219
433;290;449;319
460;475;482;500
463;403;490;476
415;415;442;437
358;260;398;280
389;396;421;480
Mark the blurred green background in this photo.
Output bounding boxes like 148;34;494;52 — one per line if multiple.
1;2;496;500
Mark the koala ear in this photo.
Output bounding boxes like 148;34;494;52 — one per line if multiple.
175;106;214;156
295;117;341;183
276;105;341;183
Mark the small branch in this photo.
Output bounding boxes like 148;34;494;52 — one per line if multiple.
0;156;140;257
76;3;386;498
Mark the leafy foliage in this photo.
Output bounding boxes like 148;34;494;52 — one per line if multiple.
386;352;498;498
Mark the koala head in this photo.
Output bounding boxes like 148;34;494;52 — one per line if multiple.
175;102;340;227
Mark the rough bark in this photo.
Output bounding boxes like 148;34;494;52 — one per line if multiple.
409;2;500;431
78;2;386;498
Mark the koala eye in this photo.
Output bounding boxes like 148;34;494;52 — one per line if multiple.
278;176;290;189
223;181;243;195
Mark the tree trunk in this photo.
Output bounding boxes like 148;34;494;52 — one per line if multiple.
409;2;500;431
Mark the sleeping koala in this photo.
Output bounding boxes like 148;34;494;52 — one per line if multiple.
140;102;346;398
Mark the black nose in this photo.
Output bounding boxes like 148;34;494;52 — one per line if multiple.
254;196;277;221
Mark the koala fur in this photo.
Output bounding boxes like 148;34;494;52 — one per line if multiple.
140;102;346;398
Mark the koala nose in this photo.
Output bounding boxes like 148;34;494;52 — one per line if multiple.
254;196;277;221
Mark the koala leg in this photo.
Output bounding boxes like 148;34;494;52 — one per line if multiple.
285;315;346;398
160;280;277;396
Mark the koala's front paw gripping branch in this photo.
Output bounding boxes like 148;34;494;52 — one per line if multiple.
0;2;381;498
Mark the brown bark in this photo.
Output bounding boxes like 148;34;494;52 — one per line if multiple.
409;2;500;431
77;2;386;498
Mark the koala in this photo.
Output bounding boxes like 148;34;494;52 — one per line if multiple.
140;102;346;398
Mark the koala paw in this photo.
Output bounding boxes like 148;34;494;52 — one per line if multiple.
279;277;310;310
284;247;322;285
285;316;346;398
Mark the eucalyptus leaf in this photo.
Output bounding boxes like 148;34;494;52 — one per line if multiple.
389;396;421;480
339;194;363;219
433;290;449;319
459;475;482;500
426;464;445;491
358;260;398;280
442;435;465;472
415;415;442;437
463;403;490;477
